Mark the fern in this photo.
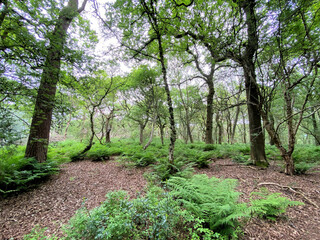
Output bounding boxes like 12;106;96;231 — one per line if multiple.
167;174;249;238
0;158;59;196
249;188;304;221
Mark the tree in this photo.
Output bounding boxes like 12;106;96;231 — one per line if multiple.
121;65;161;145
227;0;268;166
74;71;120;157
172;0;231;144
101;0;179;163
25;0;88;162
258;0;320;174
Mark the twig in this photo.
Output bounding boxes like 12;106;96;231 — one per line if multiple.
257;182;319;209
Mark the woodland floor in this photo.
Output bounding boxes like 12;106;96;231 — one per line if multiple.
0;158;320;240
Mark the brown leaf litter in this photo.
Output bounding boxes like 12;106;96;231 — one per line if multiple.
1;158;319;240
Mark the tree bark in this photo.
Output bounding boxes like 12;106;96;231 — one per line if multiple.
205;81;214;144
25;0;87;162
240;0;267;166
158;117;165;145
216;112;223;144
143;114;157;150
311;108;320;146
231;104;240;144
139;120;147;145
178;84;194;144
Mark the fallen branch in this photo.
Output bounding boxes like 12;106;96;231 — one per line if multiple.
257;182;319;209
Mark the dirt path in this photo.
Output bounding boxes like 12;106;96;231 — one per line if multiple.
0;160;147;239
1;159;319;240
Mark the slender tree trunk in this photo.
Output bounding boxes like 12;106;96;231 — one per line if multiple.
80;109;95;155
205;81;214;144
139;122;145;145
284;90;295;175
157;37;176;164
158;118;165;145
178;84;194;144
186;117;194;144
105;125;111;143
231;105;240;144
25;0;87;162
241;0;267;167
216;113;223;144
241;110;247;144
105;115;113;143
143;114;157;150
64;113;72;140
226;109;232;143
311;108;320;146
269;113;275;145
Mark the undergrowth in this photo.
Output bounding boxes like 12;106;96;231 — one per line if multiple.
0;155;59;196
24;175;303;240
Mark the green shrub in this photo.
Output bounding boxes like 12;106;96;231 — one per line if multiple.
293;145;320;163
63;188;189;240
232;155;251;165
294;162;316;175
23;225;58;240
148;157;194;182
167;174;248;238
196;152;212;168
249;188;304;221
203;144;216;151
0;157;59;196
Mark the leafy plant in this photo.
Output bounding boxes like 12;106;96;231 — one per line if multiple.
23;225;58;240
249;188;304;221
0;157;59;196
232;155;251;165
294;162;316;175
203;144;216;151
167;174;248;238
63;188;189;240
148;157;194;182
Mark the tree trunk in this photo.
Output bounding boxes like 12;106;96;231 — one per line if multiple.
178;84;194;144
64;113;72;140
157;36;176;164
226;109;232;143
158;116;165;145
139;122;145;145
105;116;112;143
159;125;164;145
241;110;247;144
311;109;320;146
205;82;214;144
143;114;157;150
241;0;267;167
25;0;87;162
216;113;223;144
186;118;194;144
244;67;267;166
106;127;111;143
269;113;275;145
231;105;240;144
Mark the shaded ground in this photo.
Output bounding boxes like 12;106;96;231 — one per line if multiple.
0;160;147;239
0;158;319;239
195;159;320;240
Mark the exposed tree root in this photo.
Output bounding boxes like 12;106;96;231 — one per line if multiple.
257;182;319;209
